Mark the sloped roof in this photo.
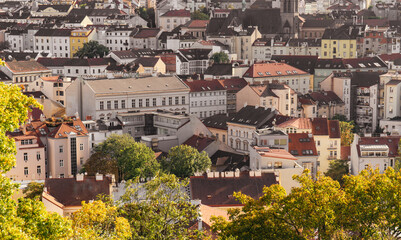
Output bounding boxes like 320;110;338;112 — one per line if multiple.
161;9;190;17
5;61;50;73
132;28;160;38
134;57;160;67
250;85;278;98
357;136;401;157
190;171;277;206
311;118;340;138
306;91;344;106
228;105;276;128
217;78;248;91
205;63;232;76
183;135;215;152
288;133;318;156
302;19;335;28
185;20;209;28
243;62;307;78
37;4;71;12
276;118;312;129
271;55;318;74
44;176;111;207
202;114;230;130
185;79;226;92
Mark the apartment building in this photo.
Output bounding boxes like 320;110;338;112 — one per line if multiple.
34;29;72;57
158;9;191;31
186;79;227;119
70;28;96;57
236;83;298;116
66;76;190;120
321;25;361;59
242;62;312;94
105;27;134;51
300;91;345;119
1;61;52;88
130;28;161;50
217;78;248;113
176;49;212;75
28;76;73;106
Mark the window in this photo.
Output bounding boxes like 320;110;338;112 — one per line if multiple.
37;166;41;174
36;152;41;160
80;157;84;165
162;98;166;105
131;99;136;108
100;101;104;110
114;100;118;109
175;97;179;105
169;97;173;105
59;145;63;153
121;100;126;109
139;99;143;107
24;167;28;175
60;174;64;178
24;153;28;161
182;96;185;104
59;159;64;167
80;143;83;151
146;98;150;107
107;101;111;109
153;98;156;106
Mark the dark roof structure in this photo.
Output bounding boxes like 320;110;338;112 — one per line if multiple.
272;55;319;74
311;118;341;138
44;176;111;206
202;114;230;130
205;63;232;76
185;79;226;92
228;105;277;128
133;57;160;67
190;171;277;206
217;78;248;91
183;135;216;152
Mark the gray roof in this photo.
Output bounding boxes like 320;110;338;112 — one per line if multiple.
85;76;189;94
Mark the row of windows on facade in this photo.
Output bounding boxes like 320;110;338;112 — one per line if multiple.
191;99;225;107
190;91;226;97
192;109;226;118
230;138;249;151
230;129;253;139
15;75;41;83
24;166;42;175
323;42;354;49
106;39;128;44
323;51;354;57
58;144;84;153
99;97;186;110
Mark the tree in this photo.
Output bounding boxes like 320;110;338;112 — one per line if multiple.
212;170;347;239
191;10;209;20
23;182;44;200
84;134;160;181
211;52;229;64
71;200;131;240
339;121;354;146
0;82;72;239
74;41;109;58
212;168;401;239
162;145;211;178
135;7;155;27
325;159;349;186
119;173;203;239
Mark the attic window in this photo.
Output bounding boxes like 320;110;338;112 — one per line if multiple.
374;62;381;67
302;150;314;155
276;71;282;75
286;70;292;74
39;128;46;135
292;70;297;73
75;125;82;131
257;72;263;76
207;87;211;90
265;72;271;75
290;150;299;155
375;139;379;143
201;87;205;90
359;63;366;68
207;195;212;199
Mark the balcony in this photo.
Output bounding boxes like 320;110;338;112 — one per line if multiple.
356;101;370;106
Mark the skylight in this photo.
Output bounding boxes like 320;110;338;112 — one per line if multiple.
276;71;282;75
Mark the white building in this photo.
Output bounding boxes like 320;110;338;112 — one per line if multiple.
185;79;227;119
34;29;72;58
105;27;134;51
66;76;190;120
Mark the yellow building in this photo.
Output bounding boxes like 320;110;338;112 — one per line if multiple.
321;26;358;59
70;28;95;57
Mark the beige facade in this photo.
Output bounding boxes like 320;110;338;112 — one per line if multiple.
6;134;46;181
28;76;73;106
1;61;52;90
207;127;228;144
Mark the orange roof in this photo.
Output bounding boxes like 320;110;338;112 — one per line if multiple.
254;146;297;160
276;118;312;130
288;133;318;156
188;20;209;28
5;61;50;73
243;62;307;78
48;122;87;138
41;76;61;82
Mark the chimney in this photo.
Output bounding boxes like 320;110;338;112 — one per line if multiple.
95;173;103;181
76;173;84;181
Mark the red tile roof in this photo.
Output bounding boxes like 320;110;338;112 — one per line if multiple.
288;133;318;156
276;118;312;130
254;146;298;160
133;28;160;38
311;118;340;138
161;9;190;18
243;62;307;78
379;53;401;62
357;136;400;157
5;61;50;73
185;80;226;93
187;20;209;28
217;78;248;91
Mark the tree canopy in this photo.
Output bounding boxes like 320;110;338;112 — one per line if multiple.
135;7;155;27
84;134;160;181
212;168;401;239
211;52;229;64
191;10;209;20
339;121;354;146
325;159;349;186
162;145;211;178
74;41;109;58
23;182;44;200
0;82;72;239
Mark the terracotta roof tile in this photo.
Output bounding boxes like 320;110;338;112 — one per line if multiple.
183;135;215;152
288;133;317;156
243;62;307;78
185;79;226;92
161;9;190;17
276;118;312;129
5;61;50;73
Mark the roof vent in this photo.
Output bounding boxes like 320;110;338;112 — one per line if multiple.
109;88;112;90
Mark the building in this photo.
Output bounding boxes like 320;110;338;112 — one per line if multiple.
227;106;277;153
158;9;191;31
34;29;73;58
28;76;73;106
243;62;312;94
321;25;361;59
350;135;400;175
300;91;345;119
202;114;230;144
300;19;336;39
186;79;227;119
133;57;166;75
176;49;212;75
42;174;113;216
66;76;190;120
288;133;319;176
70;28;96;57
236;83;298;116
131;28;161;50
217;78;248;113
1;61;52;89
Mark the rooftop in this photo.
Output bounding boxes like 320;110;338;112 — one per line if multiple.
243;62;307;78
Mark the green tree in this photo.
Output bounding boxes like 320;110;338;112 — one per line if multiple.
135;7;155;27
211;52;229;64
325;159;349;186
74;41;109;58
162;145;211;178
191;10;209;20
23;182;44;200
339;121;354;146
72;200;131;240
0;82;72;239
84;134;160;181
212;170;347;239
119;172;203;239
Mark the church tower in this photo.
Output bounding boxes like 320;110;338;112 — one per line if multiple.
280;0;300;38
